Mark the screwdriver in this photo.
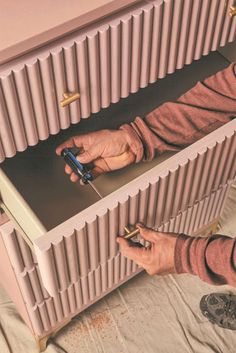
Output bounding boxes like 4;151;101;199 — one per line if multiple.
61;148;103;198
61;147;143;245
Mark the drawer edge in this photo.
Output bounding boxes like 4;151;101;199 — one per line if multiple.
0;169;46;242
35;118;236;247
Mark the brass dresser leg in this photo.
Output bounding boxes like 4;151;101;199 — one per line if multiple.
35;335;50;352
194;217;219;237
209;220;219;235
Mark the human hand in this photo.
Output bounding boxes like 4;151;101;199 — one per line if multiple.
56;129;136;182
117;224;178;276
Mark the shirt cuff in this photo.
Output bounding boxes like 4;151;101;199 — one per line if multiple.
174;233;191;274
119;120;144;163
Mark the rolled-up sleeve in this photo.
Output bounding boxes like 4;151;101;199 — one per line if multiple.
120;64;236;161
174;234;236;287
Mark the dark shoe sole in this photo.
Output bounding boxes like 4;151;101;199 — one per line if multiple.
200;295;219;325
200;293;236;330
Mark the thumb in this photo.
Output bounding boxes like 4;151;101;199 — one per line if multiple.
136;224;158;243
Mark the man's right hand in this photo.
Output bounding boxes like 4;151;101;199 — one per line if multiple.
56;129;136;182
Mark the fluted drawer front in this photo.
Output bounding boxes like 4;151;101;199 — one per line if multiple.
1;180;229;335
32;119;236;297
0;0;235;163
0;0;153;163
1;120;234;333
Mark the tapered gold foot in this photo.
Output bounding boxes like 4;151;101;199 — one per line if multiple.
34;318;71;352
194;218;219;237
35;335;50;352
209;221;219;235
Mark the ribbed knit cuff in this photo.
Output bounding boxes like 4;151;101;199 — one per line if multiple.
119;122;144;163
174;233;190;274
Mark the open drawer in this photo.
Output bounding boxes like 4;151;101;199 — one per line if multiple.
0;52;235;339
0;130;234;339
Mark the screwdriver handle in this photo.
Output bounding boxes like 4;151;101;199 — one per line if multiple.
61;148;93;184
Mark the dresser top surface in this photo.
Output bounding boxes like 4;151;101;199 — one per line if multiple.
0;0;140;65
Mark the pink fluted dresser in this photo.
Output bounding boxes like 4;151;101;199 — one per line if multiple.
0;0;236;350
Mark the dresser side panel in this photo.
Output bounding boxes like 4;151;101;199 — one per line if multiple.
0;224;33;332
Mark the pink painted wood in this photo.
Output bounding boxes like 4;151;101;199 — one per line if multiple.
1;182;229;335
31;120;236;298
0;223;34;333
1;0;235;163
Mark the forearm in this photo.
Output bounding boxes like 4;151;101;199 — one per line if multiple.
175;234;236;286
120;64;236;162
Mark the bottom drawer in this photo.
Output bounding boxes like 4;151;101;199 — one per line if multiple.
0;182;230;336
34;118;235;299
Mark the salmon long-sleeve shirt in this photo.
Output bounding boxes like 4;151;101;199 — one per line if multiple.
120;63;236;286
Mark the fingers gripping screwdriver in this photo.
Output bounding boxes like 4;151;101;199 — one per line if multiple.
61;147;142;244
61;148;102;198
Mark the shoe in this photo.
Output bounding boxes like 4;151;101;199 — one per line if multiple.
200;292;236;330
